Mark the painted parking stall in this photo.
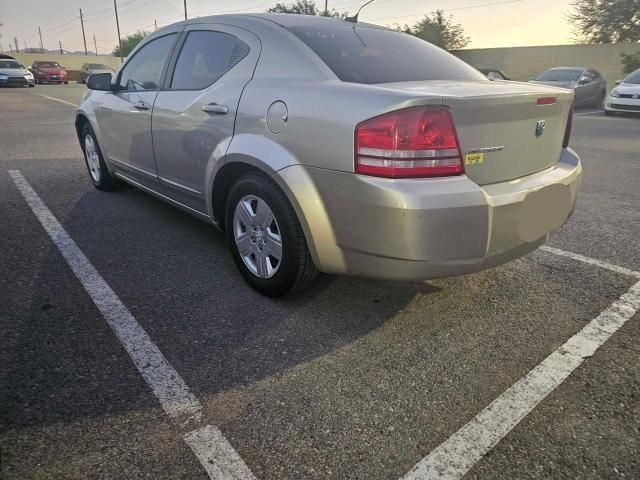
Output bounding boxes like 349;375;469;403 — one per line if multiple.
1;84;639;479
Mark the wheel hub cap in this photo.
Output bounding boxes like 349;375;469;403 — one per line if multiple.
233;195;282;279
84;134;101;182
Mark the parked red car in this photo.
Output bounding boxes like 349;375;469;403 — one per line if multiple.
31;61;68;84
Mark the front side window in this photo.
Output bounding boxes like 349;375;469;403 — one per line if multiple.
171;31;249;90
119;34;176;91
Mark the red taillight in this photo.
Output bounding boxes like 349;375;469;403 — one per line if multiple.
536;96;557;105
563;103;573;148
355;106;464;178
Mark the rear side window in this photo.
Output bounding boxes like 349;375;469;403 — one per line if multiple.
171;31;249;90
287;25;486;84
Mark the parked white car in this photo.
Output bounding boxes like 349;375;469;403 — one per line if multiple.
605;69;640;115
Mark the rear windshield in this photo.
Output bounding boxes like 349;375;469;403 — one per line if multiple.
36;62;61;68
623;70;640;84
287;25;486;84
535;69;581;82
88;64;110;69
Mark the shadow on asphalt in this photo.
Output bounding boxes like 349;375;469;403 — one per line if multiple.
2;181;433;428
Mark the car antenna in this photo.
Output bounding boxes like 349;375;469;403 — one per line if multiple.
345;0;375;23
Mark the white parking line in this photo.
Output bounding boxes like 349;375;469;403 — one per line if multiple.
36;94;78;107
402;250;640;480
185;425;257;480
541;245;640;278
9;170;257;480
9;170;201;420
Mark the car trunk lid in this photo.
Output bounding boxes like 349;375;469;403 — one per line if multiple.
376;80;574;185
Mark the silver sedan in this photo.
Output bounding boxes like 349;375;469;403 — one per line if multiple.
76;13;581;296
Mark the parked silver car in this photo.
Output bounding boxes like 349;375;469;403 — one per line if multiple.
529;67;607;108
0;59;35;87
75;14;581;296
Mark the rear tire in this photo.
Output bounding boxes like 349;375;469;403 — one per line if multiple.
225;172;318;297
80;123;121;191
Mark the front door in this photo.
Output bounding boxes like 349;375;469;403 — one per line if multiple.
95;32;178;189
152;24;261;213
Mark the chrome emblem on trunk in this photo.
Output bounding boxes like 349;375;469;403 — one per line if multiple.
535;120;546;138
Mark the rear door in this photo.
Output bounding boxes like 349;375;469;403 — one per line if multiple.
152;24;260;213
94;31;179;189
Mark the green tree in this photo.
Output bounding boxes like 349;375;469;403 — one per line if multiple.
400;10;470;50
268;0;318;14
569;0;640;43
113;31;148;57
621;51;640;73
267;0;347;17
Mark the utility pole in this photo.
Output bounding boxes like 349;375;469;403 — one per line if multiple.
9;44;13;54
23;40;27;52
14;36;19;53
114;0;123;62
154;19;158;30
184;0;188;19
79;9;88;55
93;34;98;55
59;40;63;55
324;0;328;16
38;26;44;53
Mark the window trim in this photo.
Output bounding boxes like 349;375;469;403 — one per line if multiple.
114;32;180;93
164;29;251;92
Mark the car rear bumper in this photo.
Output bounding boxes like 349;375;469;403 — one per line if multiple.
276;148;582;280
605;98;640;112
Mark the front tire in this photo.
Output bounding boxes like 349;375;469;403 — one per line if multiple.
225;173;318;297
80;124;121;191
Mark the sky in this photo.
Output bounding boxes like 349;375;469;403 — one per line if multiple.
0;0;577;54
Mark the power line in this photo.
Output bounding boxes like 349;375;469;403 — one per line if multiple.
367;0;525;22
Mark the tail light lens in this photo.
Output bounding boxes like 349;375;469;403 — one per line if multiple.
355;106;464;178
563;103;573;148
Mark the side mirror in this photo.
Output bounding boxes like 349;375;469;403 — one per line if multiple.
578;78;590;85
615;79;622;85
87;72;114;91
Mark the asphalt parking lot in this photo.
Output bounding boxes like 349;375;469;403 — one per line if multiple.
1;83;639;480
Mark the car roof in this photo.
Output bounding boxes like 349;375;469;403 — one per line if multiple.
546;67;586;71
183;12;385;30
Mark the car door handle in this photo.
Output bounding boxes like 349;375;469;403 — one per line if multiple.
133;101;150;110
201;103;229;114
